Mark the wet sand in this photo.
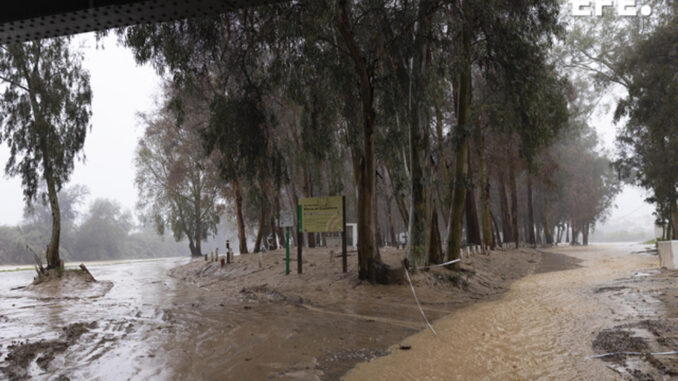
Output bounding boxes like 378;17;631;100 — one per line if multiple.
161;246;573;380
346;243;676;380
0;247;547;380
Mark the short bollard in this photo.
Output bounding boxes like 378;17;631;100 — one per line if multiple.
204;254;208;261
220;258;225;267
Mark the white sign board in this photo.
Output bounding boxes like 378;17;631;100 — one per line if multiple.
280;211;294;228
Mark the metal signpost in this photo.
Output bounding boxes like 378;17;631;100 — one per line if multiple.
279;211;294;275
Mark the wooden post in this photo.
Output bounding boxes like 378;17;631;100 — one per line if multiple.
342;195;347;273
298;204;303;274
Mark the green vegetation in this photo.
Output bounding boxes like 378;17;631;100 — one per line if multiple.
2;2;673;276
0;185;186;265
0;38;92;269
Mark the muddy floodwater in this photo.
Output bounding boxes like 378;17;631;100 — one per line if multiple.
0;258;192;380
348;244;677;380
0;243;675;380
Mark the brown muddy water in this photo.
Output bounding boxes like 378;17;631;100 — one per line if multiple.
0;258;195;380
347;243;672;380
0;244;673;380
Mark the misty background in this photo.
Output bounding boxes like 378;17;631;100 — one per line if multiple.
0;32;656;264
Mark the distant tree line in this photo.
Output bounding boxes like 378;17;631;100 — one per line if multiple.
0;185;186;265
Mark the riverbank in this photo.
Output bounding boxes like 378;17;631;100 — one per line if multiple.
165;246;575;380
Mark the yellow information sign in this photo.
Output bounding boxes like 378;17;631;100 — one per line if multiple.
299;196;344;233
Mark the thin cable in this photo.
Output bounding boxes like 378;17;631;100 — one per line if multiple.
404;266;437;336
414;258;461;271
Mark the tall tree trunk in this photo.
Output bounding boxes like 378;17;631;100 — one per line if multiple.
671;199;678;240
253;205;266;253
478;130;493;251
566;223;570;243
188;238;200;257
509;164;519;247
491;211;501;249
428;204;443;265
544;221;554;245
582;222;589;246
465;146;482;245
570;221;578;245
527;176;536;247
498;171;512;245
269;196;279;250
394;190;410;227
194;192;202;257
336;0;382;282
45;173;62;269
445;9;472;271
406;0;434;269
232;178;248;254
386;196;397;246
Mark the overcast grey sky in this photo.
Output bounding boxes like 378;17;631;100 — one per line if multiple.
0;30;655;235
0;33;161;225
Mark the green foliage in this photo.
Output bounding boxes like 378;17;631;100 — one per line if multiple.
73;199;132;260
0;38;92;204
614;16;678;231
135;90;224;256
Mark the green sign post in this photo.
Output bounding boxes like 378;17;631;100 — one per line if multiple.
285;226;290;275
279;210;294;275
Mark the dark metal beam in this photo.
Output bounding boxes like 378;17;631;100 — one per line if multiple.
0;1;279;44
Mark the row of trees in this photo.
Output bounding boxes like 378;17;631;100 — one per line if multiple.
614;8;678;239
121;0;620;282
559;0;676;239
0;1;639;274
0;185;187;264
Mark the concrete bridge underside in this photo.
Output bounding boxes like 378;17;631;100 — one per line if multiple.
0;1;281;44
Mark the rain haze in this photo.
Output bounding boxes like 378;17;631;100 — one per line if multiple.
0;35;655;240
0;1;676;380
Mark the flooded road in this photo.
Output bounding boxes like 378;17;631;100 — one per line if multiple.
346;244;662;380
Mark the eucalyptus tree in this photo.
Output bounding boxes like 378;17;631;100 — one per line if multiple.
74;198;133;260
123;10;286;255
441;0;562;265
615;16;678;238
0;38;92;269
135;91;224;257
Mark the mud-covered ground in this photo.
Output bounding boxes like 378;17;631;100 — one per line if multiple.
345;244;676;380
5;245;663;380
164;246;573;380
591;261;678;379
0;248;556;380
